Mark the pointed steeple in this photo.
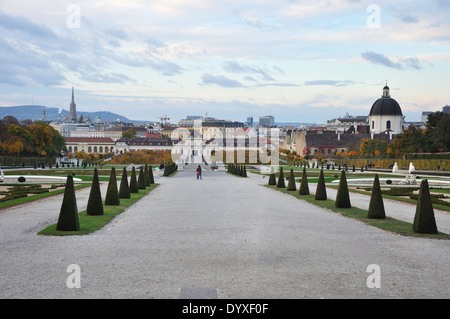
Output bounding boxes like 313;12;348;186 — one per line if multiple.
68;87;77;123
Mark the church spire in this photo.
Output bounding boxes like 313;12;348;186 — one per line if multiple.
382;81;390;98
68;86;77;123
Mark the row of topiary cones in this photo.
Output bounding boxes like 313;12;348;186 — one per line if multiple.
56;164;155;231
269;167;438;235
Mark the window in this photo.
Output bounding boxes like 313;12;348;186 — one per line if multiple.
94;146;98;153
372;121;375;129
68;146;73;152
99;146;103;153
88;146;92;153
386;120;391;130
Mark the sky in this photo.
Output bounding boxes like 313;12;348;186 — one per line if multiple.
0;0;449;124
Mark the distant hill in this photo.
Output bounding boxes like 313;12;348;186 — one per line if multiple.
0;105;137;123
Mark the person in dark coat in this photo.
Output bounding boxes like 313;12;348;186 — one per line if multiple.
196;165;202;180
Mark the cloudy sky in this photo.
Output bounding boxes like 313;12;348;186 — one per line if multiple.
0;0;449;124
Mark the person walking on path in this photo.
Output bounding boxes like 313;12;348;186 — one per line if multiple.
196;165;202;180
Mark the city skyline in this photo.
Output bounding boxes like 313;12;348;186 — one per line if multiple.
1;1;450;124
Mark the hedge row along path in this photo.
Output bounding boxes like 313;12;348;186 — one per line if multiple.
0;170;449;298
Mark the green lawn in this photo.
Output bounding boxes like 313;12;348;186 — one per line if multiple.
38;184;159;236
0;183;91;210
265;185;450;240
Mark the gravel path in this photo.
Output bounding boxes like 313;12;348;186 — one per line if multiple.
0;170;449;299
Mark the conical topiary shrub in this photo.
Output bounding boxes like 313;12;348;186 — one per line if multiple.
119;167;130;199
367;174;385;219
129;166;138;193
335;170;351;208
413;179;438;234
105;167;120;205
137;166;146;189
87;168;104;216
56;175;79;231
315;169;327;201
287;169;296;191
241;165;248;177
144;164;150;186
268;167;276;185
299;167;310;195
277;167;285;188
148;165;155;184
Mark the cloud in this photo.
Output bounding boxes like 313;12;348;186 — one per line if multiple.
303;80;358;87
361;51;404;69
0;10;56;39
223;60;276;81
361;51;425;70
200;74;244;88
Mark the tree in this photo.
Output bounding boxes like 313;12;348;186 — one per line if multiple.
122;128;137;139
277;166;285;188
315;169;327;200
129;166;139;193
105;167;120;205
56;175;79;231
413;179;438;234
87;168;104;216
367;174;385;219
335;170;351;208
148;164;155;184
138;166;146;189
299;167;309;195
268;167;276;185
119;167;130;199
286;169;296;191
144;164;150;186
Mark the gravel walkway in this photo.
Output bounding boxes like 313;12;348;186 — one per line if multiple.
0;171;449;299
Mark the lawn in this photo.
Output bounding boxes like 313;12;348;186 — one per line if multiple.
38;183;159;236
265;184;450;240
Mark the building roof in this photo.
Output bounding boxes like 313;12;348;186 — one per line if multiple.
65;137;115;144
369;98;403;116
369;85;403;117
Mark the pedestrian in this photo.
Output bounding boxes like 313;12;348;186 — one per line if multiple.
196;165;202;180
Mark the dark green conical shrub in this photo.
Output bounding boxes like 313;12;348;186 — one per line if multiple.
315;169;327;201
56;175;79;231
144;164;150;186
148;165;155;184
335;170;351;208
105;167;120;205
129;166;138;193
241;165;248;177
413;179;438;234
138;166;146;189
287;169;296;191
119;167;130;199
268;167;276;185
277;167;285;188
87;168;104;216
299;167;310;195
367;174;385;219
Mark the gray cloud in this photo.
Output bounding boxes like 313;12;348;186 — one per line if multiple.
223;60;276;81
0;10;56;39
303;80;357;87
361;51;404;69
201;74;244;88
362;51;426;70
